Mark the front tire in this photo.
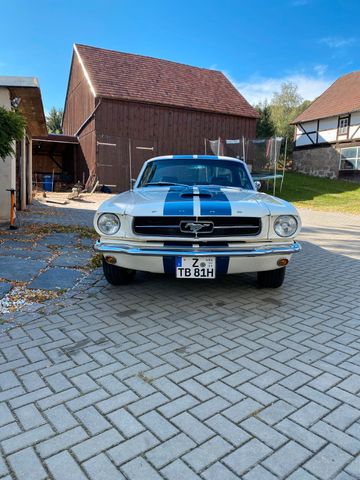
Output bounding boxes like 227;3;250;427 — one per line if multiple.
102;258;136;285
257;267;286;288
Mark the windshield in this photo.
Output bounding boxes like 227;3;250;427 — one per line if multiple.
138;158;254;190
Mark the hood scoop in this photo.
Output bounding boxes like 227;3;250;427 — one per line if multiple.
181;192;212;198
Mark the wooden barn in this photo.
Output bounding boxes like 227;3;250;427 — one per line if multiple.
62;44;258;192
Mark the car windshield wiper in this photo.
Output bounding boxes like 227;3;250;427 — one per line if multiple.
143;182;189;187
202;184;244;190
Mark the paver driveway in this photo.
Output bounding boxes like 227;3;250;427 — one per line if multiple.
0;200;360;479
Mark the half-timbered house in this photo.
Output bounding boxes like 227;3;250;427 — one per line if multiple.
292;71;360;180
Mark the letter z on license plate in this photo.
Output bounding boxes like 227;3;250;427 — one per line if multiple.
176;257;216;279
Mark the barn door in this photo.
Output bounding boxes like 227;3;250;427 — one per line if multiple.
96;134;128;192
97;135;157;192
130;138;157;180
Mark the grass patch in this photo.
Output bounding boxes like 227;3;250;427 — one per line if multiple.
87;253;103;270
266;172;360;214
26;224;96;238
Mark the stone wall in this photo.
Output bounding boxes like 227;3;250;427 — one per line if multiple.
293;145;340;179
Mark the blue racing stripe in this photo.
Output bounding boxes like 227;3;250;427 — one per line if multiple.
199;186;232;216
216;257;229;274
163;186;194;216
163;256;176;274
171;155;221;160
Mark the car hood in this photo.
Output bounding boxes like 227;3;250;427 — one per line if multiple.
97;186;298;217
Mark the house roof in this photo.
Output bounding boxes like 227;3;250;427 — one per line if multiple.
293;71;360;124
0;76;47;136
74;44;259;118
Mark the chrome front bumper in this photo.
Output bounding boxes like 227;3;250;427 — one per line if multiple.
94;241;301;257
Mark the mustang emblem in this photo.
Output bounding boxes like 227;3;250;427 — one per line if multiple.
180;221;214;234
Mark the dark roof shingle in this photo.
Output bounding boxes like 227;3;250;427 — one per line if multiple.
293;71;360;123
75;44;258;118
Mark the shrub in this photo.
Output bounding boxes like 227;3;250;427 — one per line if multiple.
0;107;26;160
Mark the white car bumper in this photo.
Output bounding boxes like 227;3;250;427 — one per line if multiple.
94;241;301;274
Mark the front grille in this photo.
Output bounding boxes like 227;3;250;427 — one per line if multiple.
133;217;261;237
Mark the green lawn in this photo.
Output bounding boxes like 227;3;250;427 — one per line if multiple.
265;172;360;215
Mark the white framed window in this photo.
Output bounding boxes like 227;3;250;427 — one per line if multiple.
339;146;360;170
338;116;349;136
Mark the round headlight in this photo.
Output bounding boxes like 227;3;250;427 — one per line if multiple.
97;213;120;235
274;215;298;237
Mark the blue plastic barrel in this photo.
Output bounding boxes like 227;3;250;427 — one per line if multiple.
43;175;53;192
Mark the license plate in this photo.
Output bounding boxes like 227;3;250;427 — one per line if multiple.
176;257;216;279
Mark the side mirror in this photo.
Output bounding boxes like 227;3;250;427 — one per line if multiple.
130;178;136;189
254;181;261;191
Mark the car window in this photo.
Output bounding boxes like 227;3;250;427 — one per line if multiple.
138;159;253;190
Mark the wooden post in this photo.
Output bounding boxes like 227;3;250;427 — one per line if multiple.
20;130;27;211
273;136;277;196
280;137;287;192
27;136;33;204
128;138;132;190
7;189;17;229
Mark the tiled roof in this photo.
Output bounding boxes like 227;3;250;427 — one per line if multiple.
293;71;360;123
74;44;259;118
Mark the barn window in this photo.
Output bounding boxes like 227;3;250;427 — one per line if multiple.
338;116;349;136
339;146;360;170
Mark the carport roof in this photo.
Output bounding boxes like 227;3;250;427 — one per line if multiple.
0;76;47;136
33;134;78;144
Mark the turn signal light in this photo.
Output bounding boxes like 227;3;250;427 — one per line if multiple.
277;258;289;267
105;256;117;264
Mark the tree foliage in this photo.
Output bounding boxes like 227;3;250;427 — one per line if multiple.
269;82;311;144
0;107;26;160
254;82;312;147
46;107;63;134
255;100;275;138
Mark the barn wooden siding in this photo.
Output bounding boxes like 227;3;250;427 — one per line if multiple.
62;53;95;181
63;54;257;191
95;98;256;191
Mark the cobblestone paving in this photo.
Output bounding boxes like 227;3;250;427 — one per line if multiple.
0;228;96;314
0;202;360;479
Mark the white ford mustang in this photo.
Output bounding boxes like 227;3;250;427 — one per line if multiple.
94;155;301;288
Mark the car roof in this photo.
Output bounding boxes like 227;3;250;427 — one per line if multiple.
145;155;245;164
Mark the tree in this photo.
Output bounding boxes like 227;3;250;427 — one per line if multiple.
46;107;63;134
0;107;26;160
268;82;313;148
298;99;312;114
269;81;305;144
255;100;275;138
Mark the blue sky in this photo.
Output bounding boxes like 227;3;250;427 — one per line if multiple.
0;0;358;112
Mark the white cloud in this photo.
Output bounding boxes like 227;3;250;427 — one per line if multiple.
228;73;333;105
314;64;327;76
320;37;355;48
